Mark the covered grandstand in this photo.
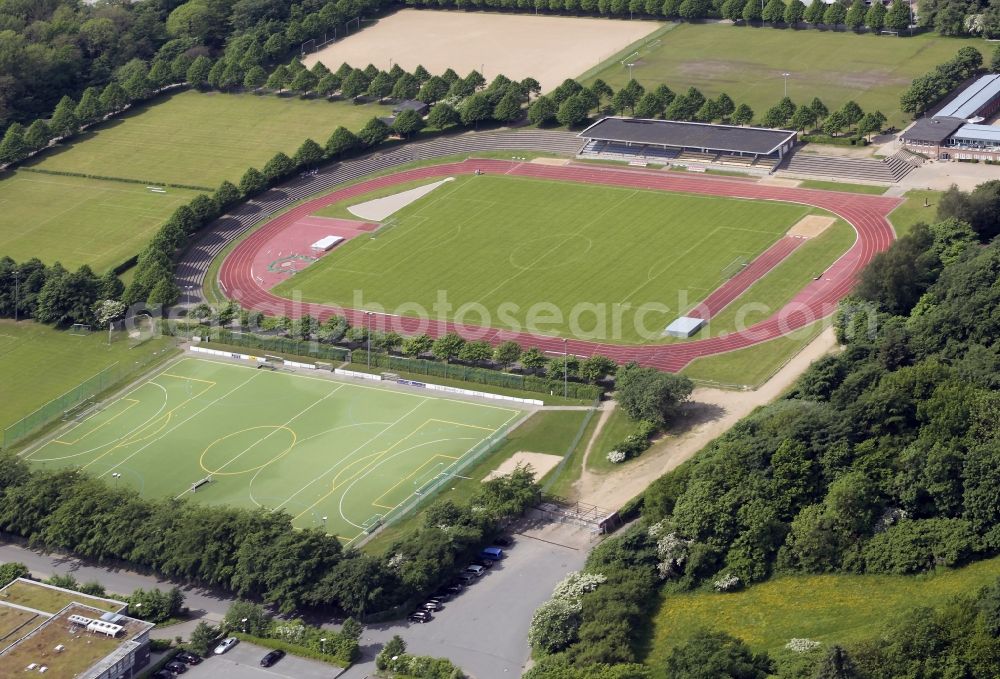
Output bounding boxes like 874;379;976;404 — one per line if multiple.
577;117;797;172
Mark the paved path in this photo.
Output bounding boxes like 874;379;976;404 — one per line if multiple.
220;158;900;372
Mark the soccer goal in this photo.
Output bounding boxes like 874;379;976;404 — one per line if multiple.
69;323;92;336
720;256;749;280
63;399;100;422
191;476;213;493
362;514;384;535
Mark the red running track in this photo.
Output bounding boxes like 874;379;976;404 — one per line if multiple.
687;236;805;321
219;159;901;372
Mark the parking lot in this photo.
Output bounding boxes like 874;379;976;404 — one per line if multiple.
176;641;338;679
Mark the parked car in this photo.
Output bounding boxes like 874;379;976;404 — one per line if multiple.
409;610;432;623
214;637;238;655
175;651;202;665
464;564;486;577
444;581;464;593
471;558;494;570
260;649;286;667
151;671;172;679
456;571;476;583
164;661;188;674
480;546;504;560
492;536;512;547
421;600;443;611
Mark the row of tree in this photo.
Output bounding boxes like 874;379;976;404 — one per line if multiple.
900;45;984;117
917;0;1000;37
0;257;125;329
722;0;911;32
524;180;1000;674
0;452;540;617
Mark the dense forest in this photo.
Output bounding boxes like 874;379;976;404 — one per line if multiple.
525;184;1000;678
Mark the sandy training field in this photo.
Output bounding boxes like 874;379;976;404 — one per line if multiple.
304;10;662;92
485;451;564;482
787;215;836;239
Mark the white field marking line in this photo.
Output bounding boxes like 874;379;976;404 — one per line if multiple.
479;190;639;302
246;420;394;508
339;407;521;528
185;356;522;413
98;371;262;480
338;436;481;528
272;398;430;514
205;383;346;479
18;357;195;461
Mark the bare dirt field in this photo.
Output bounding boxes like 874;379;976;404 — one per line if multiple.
303;9;662;92
486;451;564;482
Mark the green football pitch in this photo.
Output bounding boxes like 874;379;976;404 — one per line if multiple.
279;174;823;344
22;357;523;542
0;172;203;272
582;24;986;128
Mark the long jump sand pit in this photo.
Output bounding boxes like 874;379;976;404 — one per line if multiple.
303;9;663;92
484;451;564;482
787;215;836;239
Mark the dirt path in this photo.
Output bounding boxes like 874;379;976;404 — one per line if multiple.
572;327;839;509
579;400;617;475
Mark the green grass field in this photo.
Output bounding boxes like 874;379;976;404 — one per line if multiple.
888;189;944;237
0;172;203;271
0;320;175;435
29;91;393;188
22;357;523;542
645;555;1000;666
582;25;985;127
279;175;824;344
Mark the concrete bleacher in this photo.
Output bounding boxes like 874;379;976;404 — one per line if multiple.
719;155;755;166
678;150;719;163
579;140;680;163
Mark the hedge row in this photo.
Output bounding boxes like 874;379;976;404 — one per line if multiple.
19;167;213;192
231;632;352;667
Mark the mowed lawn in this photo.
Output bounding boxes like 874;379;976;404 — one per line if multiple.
583;24;986;127
279;175;816;344
23;357;522;541
646;555;1000;665
29;90;394;188
0;320;175;437
0;172;203;271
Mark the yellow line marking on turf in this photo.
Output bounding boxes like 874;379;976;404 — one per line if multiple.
160;373;216;384
370;453;463;509
426;418;495;431
52;399;141;445
198;425;298;477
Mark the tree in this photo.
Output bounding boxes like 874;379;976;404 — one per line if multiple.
856;111;883;140
528;96;558;126
528;598;580;653
493;93;523;123
823;2;847;26
716;93;736;120
784;0;807;25
243;65;267;90
294;139;324;168
464;69;487;91
615;363;694;428
520;347;548;372
427;103;460;129
810;97;829;123
866;0;887;31
266;65;289;91
579;355;617;383
804;0;826;23
223;600;270;636
762;106;787;128
93;300;126;330
461;93;494;127
790;104;817;131
326;126;359;156
665;629;772;679
679;0;711;19
75;88;102;125
357;117;391;147
432;333;466;362
743;0;763;22
317;74;341;97
854;223;940;315
886;0;911;30
0;563;29;588
0;124;25;166
391;74;420;101
417;76;449;105
732;103;754;126
149;60;173;89
128;587;184;623
402;334;433;357
723;0;745;19
845;0;866;30
635;92;666;119
290;69;317;95
367;72;394;100
493;341;522;369
189;622;219;657
459;340;494;365
24;120;51;153
341;70;371;99
123;72;153;102
239;167;267;196
822;109;848;136
590;79;614;110
147;278;180;307
813;645;859;679
392;109;426;137
839;100;863;128
695;99;721;122
187;56;213;89
50;96;80;138
763;0;787;23
556;95;590;127
262;152;295;181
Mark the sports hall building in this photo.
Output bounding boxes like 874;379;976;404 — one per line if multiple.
578;117;797;172
901;74;1000;161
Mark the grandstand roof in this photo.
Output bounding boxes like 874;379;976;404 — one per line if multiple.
902;117;965;144
935;74;1000;120
578;117;796;156
950;123;1000;144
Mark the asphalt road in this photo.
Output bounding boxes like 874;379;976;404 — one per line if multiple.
1;521;591;679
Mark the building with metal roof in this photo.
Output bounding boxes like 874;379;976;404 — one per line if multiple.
934;74;1000;121
579;117;796;157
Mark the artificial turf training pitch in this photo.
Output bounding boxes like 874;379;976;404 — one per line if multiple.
280;174;822;344
23;357;523;543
